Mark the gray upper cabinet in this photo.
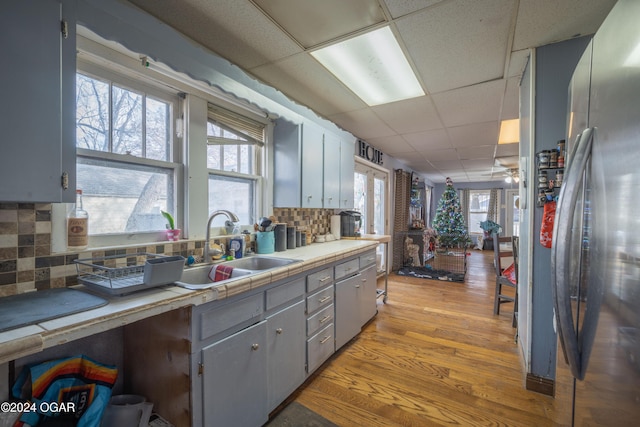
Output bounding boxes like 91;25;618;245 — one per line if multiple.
274;119;323;208
339;138;355;208
0;0;76;202
274;119;355;209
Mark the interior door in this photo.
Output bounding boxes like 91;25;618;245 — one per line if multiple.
354;161;388;235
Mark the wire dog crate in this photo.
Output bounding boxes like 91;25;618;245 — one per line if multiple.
397;232;469;282
75;253;185;295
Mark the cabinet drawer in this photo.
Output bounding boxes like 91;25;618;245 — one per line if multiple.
306;267;333;293
359;250;377;269
307;304;334;337
306;285;333;315
199;293;264;341
266;278;304;311
334;258;359;280
306;323;334;374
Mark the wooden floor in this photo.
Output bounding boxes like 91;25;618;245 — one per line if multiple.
288;250;565;427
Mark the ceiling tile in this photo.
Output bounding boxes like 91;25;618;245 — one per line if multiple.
367;135;416;155
431;80;505;128
456;145;495;160
253;0;386;48
396;0;516;93
129;0;302;69
513;0;617;51
383;0;444;19
404;128;452;151
372;96;443;134
250;53;366;117
431;159;464;172
462;159;496;170
508;49;530;78
447;121;500;148
423;148;458;162
501;77;521;120
328;108;395;140
496;143;520;157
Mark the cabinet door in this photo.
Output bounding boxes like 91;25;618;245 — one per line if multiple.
267;300;306;411
335;273;362;349
202;321;268;427
0;0;76;202
360;264;378;325
301;124;323;208
340;138;355;208
323;134;341;208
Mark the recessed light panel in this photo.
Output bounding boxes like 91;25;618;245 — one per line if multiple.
311;26;425;106
498;118;519;144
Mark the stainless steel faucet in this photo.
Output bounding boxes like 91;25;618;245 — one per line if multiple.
204;210;240;261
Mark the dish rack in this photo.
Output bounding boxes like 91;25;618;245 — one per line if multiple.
75;253;185;295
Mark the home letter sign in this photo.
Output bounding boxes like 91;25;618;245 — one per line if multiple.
358;140;384;165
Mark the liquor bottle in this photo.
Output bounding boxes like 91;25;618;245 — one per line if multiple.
67;189;89;251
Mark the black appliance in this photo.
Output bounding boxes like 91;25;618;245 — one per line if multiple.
340;211;362;237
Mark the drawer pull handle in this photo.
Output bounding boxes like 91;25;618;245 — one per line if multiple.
319;296;331;303
320;315;331;323
276;328;283;334
361;278;367;282
355;284;360;288
320;335;331;344
251;343;260;351
319;276;331;282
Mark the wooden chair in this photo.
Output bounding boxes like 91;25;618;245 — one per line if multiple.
492;233;517;325
511;236;519;329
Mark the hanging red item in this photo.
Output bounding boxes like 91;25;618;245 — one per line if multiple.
540;200;557;248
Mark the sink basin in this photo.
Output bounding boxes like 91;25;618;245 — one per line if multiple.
173;256;301;290
220;255;301;271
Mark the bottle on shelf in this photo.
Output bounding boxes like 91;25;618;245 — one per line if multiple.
67;189;89;251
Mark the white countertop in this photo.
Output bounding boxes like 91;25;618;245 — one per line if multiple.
0;239;378;364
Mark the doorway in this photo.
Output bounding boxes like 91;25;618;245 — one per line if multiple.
354;161;389;235
505;189;520;237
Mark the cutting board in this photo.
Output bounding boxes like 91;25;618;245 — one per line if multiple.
0;288;108;333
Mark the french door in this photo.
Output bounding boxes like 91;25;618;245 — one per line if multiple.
354;161;388;235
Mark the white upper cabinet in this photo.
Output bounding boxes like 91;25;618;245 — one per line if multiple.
322;133;341;208
339;138;355;209
0;0;76;202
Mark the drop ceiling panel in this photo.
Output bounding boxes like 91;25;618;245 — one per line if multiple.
253;0;386;48
456;146;495;160
372;96;443;134
250;53;365;117
508;50;530;78
513;0;617;51
328;108;395;140
424;149;458;162
383;0;444;19
496;143;520;157
431;80;505;128
447;122;500;148
128;0;302;69
366;135;416;155
404;128;452;151
462;159;496;170
501;77;521;120
396;0;516;94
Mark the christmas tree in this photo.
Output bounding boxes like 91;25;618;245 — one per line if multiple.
432;177;470;248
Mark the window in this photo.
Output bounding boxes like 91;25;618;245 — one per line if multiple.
206;104;265;227
468;190;491;234
75;69;180;237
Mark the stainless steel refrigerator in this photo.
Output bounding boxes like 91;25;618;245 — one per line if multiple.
552;0;640;425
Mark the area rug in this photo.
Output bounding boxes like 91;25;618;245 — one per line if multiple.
265;402;338;427
397;265;465;283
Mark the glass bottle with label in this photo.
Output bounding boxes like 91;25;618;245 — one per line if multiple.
67;189;89;251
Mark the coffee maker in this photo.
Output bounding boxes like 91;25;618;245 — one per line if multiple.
340;210;362;237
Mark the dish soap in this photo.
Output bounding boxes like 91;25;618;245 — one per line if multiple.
67;189;89;251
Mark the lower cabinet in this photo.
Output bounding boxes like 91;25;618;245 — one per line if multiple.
266;300;306;412
335;272;363;350
202;320;268;427
123;248;378;426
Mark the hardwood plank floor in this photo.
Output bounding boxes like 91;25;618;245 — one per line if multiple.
287;250;564;426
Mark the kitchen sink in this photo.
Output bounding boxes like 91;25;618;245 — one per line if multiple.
173;256;301;290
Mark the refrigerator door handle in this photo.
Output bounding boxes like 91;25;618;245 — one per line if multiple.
551;127;594;380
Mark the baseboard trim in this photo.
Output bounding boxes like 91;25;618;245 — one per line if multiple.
526;373;555;396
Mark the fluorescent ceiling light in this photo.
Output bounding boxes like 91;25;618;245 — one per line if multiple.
498;119;519;144
311;26;425;106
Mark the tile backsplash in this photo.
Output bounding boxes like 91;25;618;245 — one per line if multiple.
0;204;335;297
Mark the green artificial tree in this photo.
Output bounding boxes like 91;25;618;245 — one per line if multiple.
432;177;471;248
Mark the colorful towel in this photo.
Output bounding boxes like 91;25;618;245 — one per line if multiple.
208;264;234;282
12;354;117;427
